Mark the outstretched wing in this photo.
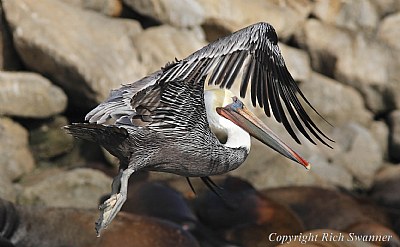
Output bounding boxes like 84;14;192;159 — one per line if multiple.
86;22;332;147
159;22;333;147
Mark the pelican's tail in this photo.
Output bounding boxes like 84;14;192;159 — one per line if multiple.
64;123;128;146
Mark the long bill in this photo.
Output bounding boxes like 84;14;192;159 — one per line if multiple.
216;98;310;170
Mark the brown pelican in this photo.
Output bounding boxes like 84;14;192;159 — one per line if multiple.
65;22;332;236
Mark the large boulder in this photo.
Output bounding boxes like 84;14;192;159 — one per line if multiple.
29;116;74;160
330;123;383;188
230;138;332;190
300;19;393;114
299;72;372;128
197;0;313;41
0;117;35;181
280;43;312;82
377;12;400;51
2;0;146;108
312;0;379;32
372;0;400;17
132;25;206;74
388;110;400;162
0;1;22;70
123;0;205;27
0;173;16;203
19;168;112;209
60;0;123;17
0;72;67;118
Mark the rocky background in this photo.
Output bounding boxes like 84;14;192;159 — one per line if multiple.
1;0;400;246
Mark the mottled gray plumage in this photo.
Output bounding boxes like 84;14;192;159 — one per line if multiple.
64;22;332;235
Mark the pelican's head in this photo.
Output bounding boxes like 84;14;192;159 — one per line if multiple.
204;89;310;169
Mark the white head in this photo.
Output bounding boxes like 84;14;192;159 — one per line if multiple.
204;89;251;152
203;88;311;169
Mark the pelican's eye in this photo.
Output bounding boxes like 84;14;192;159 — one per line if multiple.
230;96;244;110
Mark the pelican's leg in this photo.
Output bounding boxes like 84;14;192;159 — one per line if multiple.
111;169;123;194
95;168;134;236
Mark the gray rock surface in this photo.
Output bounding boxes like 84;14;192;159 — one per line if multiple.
0;2;22;70
378;12;400;50
300;19;392;114
0;72;67;118
198;0;311;41
60;0;123;17
372;0;400;17
280;44;312;82
29;116;74;160
388;110;400;162
0;173;16;203
19;168;112;208
299;72;372;127
312;0;379;31
331;123;383;189
132;25;206;74
2;0;146;107
230;138;332;190
370;165;400;208
369;120;389;160
123;0;204;27
0;117;35;181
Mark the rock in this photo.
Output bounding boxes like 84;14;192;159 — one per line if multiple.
0;117;35;181
300;19;392;114
0;72;67;118
331;123;383;189
263;187;390;231
370;165;400;209
299;72;372;128
123;0;204;27
2;0;146;108
18;168;112;209
312;0;379;32
372;0;400;17
334;32;393;114
387;61;400;110
230;138;331;189
307;154;353;190
335;33;390;90
388;110;400;162
198;0;312;41
378;12;400;51
0;2;22;70
369;120;389;160
60;0;123;17
299;19;353;77
0;173;16;203
194;177;304;247
280;43;312;82
122;181;197;225
29;116;74;160
4;200;200;247
132;25;206;74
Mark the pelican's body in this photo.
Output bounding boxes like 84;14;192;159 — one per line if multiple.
65;22;332;235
